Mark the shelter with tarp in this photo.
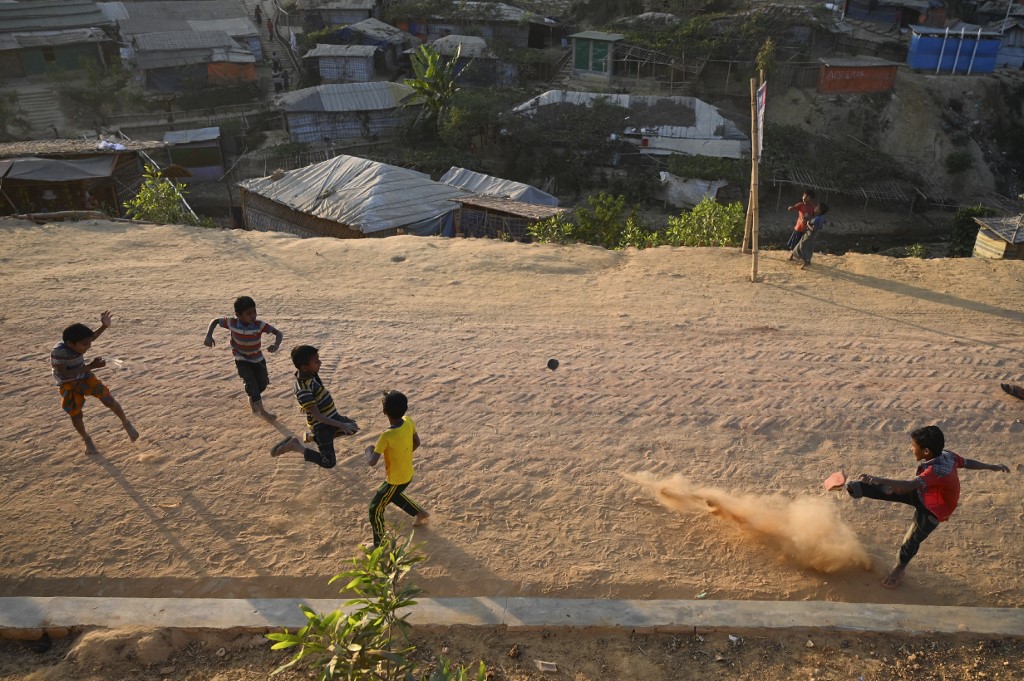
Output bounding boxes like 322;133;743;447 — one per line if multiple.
973;215;1024;259
277;82;415;143
987;17;1024;67
337;18;418;71
303;44;378;82
163;127;223;182
0;138;161;216
440;167;557;206
393;1;563;49
237;154;472;238
0;0;115;79
298;0;376;31
128;30;256;92
569;31;625;81
429;35;517;86
455;195;566;241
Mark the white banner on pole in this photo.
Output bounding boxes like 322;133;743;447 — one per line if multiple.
756;81;767;160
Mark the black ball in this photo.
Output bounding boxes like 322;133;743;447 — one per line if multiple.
547;358;559;371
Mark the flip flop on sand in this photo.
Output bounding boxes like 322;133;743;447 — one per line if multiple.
270;435;294;457
823;470;847;491
1000;383;1024;401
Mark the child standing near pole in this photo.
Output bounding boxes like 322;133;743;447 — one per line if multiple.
364;390;429;547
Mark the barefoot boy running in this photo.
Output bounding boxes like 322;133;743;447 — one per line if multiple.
204;296;283;419
845;425;1009;589
51;310;139;454
364;390;430;547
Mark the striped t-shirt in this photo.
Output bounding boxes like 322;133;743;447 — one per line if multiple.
218;317;278;363
51;342;88;386
294;372;340;428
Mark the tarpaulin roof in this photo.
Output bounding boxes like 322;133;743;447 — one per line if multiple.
238;154;472;234
304;43;379;58
163;127;220;144
0;27;106;50
99;1;258;35
343;17;415;43
297;0;375;9
277;82;413;113
0;156;116;181
0;0;113;33
440;167;558;206
431;35;491;58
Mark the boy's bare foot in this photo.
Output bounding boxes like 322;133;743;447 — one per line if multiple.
84;437;99;455
123;421;139;442
881;564;906;590
413;511;431;526
270;436;304;457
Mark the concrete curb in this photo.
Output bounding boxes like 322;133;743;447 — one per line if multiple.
2;597;1023;639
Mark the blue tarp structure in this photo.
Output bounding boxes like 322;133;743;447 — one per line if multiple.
907;25;1002;73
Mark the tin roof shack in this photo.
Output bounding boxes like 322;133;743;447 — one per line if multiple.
131;30;256;92
987;17;1024;67
841;0;946;28
0;138;162;217
101;0;265;62
393;1;562;49
973;215;1024;259
278;82;415;143
298;0;376;32
440;167;558;206
0;0;115;80
430;35;517;87
456;195;566;241
162;127;223;182
570;31;625;82
818;56;899;94
304;44;379;83
512;90;748;159
238;154;471;238
338;18;418;72
907;25;1002;73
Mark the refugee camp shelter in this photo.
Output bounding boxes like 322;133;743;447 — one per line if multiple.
906;25;1002;73
238;154;472;238
338;18;417;71
818;56;899;93
841;0;947;28
456;195;566;241
0;0;115;79
277;82;415;143
298;0;376;31
988;17;1024;67
429;35;517;86
99;0;264;61
513;90;748;159
393;1;562;49
131;30;256;91
570;31;625;81
440;167;557;206
973;215;1024;259
162;127;223;182
304;43;378;82
0;138;163;217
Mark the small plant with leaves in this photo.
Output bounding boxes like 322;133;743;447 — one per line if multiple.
904;243;927;258
123;164;208;226
268;532;485;681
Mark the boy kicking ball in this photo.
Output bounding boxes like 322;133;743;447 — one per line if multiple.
51;310;139;454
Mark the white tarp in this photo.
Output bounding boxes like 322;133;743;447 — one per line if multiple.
658;171;727;208
439;167;558;206
238;154;471;235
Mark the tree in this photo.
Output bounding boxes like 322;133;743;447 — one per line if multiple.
402;44;461;134
123;164;206;226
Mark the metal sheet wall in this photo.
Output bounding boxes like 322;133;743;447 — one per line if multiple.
818;64;897;93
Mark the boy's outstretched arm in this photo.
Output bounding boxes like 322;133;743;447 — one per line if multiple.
267;327;284;353
963;458;1010;473
203;318;220;347
307;404;358;434
91;310;112;340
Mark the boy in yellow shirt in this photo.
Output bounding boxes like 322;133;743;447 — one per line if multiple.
364;390;429;547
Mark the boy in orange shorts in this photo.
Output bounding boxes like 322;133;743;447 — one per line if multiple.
51;310;139;454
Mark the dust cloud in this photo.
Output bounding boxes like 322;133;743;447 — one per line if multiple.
629;473;871;573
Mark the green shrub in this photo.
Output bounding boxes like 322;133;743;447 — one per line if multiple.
904;243;927;258
661;198;746;247
947;204;997;257
123;165;211;227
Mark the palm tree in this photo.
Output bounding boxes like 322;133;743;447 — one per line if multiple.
402;44;461;134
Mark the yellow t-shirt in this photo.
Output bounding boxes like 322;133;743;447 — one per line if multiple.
373;417;416;485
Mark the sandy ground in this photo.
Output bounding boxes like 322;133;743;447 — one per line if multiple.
0;218;1022;677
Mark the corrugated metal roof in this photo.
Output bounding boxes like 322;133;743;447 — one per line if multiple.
346;17;413;42
304;43;379;58
135;30;238;52
163;127;221;144
278;82;413;113
0;0;114;33
7;27;107;48
100;1;257;36
974;216;1024;245
238;154;471;234
431;35;490;57
297;0;375;9
570;31;625;41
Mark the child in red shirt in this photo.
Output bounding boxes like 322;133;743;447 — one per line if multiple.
845;425;1009;589
784;189;816;251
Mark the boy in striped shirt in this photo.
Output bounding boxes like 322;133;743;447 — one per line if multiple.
270;345;358;467
204;296;283;419
51;310;139;455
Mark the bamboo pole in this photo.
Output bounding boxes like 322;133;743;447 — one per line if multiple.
750;77;760;283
